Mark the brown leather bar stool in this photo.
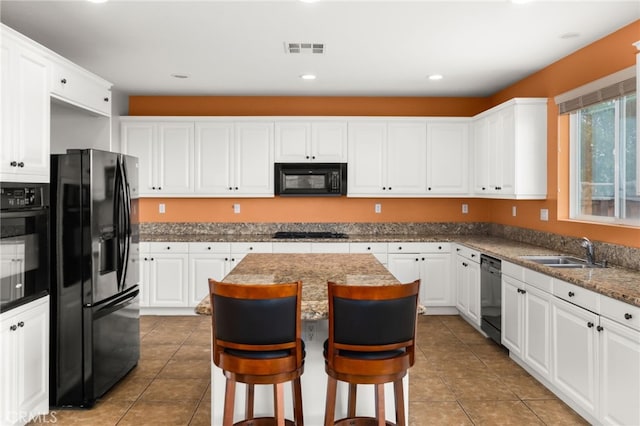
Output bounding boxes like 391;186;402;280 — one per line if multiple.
209;279;305;426
323;280;420;426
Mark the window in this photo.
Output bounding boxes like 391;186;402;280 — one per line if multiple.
569;92;638;225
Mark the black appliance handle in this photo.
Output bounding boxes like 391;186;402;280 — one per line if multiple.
114;156;130;292
118;156;132;293
92;288;139;320
0;209;48;219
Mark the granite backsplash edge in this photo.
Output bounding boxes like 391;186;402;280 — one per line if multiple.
140;222;640;271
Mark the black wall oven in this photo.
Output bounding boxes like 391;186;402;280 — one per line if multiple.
0;182;50;312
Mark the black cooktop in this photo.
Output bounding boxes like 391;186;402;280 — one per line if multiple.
273;231;349;239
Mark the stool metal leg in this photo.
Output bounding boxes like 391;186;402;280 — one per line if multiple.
394;379;405;426
374;384;385;426
223;378;236;426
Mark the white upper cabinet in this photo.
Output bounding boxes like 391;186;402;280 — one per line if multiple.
49;57;112;116
122;120;194;196
348;120;427;196
275;120;347;163
194;122;234;194
426;121;469;195
0;26;50;183
233;122;274;196
472;98;547;199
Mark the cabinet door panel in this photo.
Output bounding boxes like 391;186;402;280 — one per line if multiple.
552;298;598;417
190;256;228;307
420;253;453;306
387;253;420;284
157;123;193;194
599;317;640;426
347;122;386;194
150;255;188;307
466;261;481;325
387;122;427;194
16;301;48;417
275;122;309;162
122;123;155;194
312;122;347;162
234;123;274;195
426;122;469;194
194;122;233;193
501;275;523;356
524;285;551;380
472;118;490;194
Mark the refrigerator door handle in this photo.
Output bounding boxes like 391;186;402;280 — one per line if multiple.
92;288;139;319
115;156;129;292
121;156;132;290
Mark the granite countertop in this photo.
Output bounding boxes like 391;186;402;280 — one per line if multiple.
196;253;403;320
143;232;640;310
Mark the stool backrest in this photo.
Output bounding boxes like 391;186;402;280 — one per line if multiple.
209;279;303;369
327;280;420;365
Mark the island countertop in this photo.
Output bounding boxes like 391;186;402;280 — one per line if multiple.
195;253;401;319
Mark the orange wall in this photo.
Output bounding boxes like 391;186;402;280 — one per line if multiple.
140;197;490;223
130;20;640;248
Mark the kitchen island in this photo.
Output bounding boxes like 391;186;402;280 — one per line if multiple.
198;253;411;425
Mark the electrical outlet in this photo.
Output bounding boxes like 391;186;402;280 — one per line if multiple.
305;323;315;342
512;206;517;217
462;203;469;214
233;204;240;214
159;203;165;214
540;208;549;221
375;203;382;214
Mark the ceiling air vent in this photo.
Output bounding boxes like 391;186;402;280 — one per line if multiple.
284;42;324;54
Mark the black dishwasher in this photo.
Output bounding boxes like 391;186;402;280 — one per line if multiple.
480;255;502;345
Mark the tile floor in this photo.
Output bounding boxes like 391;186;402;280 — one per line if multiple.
30;314;589;425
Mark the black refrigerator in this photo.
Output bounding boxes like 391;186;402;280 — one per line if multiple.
49;149;140;407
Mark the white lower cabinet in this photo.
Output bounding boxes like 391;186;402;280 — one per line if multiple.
387;243;453;309
551;296;599;419
141;243;189;309
0;296;49;426
454;245;480;326
349;242;388;266
189;243;232;307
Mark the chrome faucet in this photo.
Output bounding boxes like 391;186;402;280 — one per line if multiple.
581;237;595;265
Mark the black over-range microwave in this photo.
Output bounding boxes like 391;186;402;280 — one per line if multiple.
275;163;347;196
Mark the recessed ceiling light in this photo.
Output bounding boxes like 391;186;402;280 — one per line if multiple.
300;74;317;80
87;0;108;3
299;0;319;3
171;74;189;79
511;0;533;4
560;32;580;40
428;74;444;81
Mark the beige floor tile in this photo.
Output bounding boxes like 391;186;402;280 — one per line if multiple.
183;330;212;346
141;328;191;345
125;358;169;380
27;400;132;425
409;373;457;402
460;400;544;425
118;399;199;426
409;401;472;426
189;399;211;426
524;399;590;425
500;373;556;400
445;376;519;401
140;378;209;401
157;358;211;379
140;343;180;361
452;330;493;345
101;376;153;402
172;344;211;360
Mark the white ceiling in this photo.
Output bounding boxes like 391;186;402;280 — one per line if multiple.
1;0;639;97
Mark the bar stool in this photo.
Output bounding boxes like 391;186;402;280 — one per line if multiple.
323;280;420;426
209;279;305;426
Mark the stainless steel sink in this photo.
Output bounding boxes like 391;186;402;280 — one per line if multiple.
519;255;605;268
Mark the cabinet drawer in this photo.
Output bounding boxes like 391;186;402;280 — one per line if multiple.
188;242;231;254
148;242;189;253
230;242;272;254
600;296;640;332
349;242;387;254
502;261;523;280
50;60;111;115
553;279;599;313
311;243;350;253
272;242;311;253
453;245;480;262
387;242;449;253
523;268;553;293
